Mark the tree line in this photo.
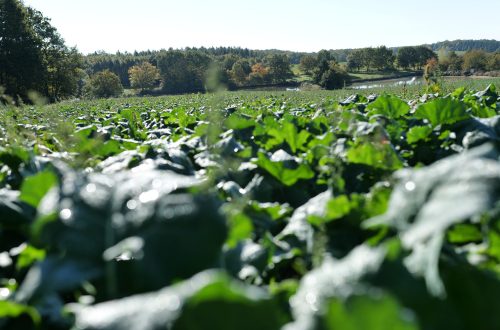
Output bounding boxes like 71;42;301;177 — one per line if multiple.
428;39;500;53
1;0;499;103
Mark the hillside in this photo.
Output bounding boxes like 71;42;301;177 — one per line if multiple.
427;39;500;52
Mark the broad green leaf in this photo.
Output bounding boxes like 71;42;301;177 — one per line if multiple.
278;190;331;250
20;170;58;208
0;301;40;324
226;212;254;248
248;201;291;221
471;105;497;118
367;95;410;119
286;245;386;329
255;151;314;186
94;140;122;157
32;168;226;297
326;195;351;220
73;271;287;330
347;142;403;171
406;126;433;144
280;121;310;153
447;224;482;244
225;114;256;130
16;244;46;270
366;143;500;297
308;195;352;226
324;294;418;330
415;97;470;126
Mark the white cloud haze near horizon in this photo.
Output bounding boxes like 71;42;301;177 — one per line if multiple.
23;0;500;54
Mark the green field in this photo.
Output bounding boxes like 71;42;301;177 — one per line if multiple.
1;83;500;329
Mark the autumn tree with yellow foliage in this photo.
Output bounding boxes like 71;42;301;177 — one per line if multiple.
128;62;160;91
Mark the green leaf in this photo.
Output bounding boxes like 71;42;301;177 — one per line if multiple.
308;194;351;226
471;105;497;118
324;294;418;330
366;143;500;297
225;114;256;130
407;126;433;144
0;301;40;324
263;121;310;153
94;140;122;157
73;271;286;330
281;121;310;153
20;170;58;208
326;195;351;220
286;245;386;329
447;224;482;244
248;201;291;221
16;245;46;270
347;142;403;171
226;212;254;248
255;151;314;186
367;95;410;119
34;168;226;297
415;97;470;126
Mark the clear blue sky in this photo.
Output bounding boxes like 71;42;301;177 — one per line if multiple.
23;0;500;54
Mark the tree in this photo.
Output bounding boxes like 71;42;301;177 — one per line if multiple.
157;49;211;94
27;7;84;101
230;59;251;85
316;50;334;64
486;52;500;71
318;63;351;90
299;55;318;74
264;54;293;84
396;46;436;70
45;48;84;100
347;51;363;72
0;0;44;101
438;51;463;73
85;70;123;98
220;54;241;71
372;46;395;70
415;46;437;70
312;51;351;89
396;47;418;70
462;49;488;71
248;63;270;85
128;62;160;91
360;48;376;71
0;1;84;102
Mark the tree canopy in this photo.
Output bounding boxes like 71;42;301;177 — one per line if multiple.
128;62;160;91
0;0;83;102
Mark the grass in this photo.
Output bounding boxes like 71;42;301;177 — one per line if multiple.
291;64;313;83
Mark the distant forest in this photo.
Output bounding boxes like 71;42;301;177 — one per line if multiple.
426;39;500;52
1;0;499;103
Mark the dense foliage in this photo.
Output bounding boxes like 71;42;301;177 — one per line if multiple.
83;70;123;98
128;62;160;91
0;0;83;103
0;84;499;329
428;39;500;52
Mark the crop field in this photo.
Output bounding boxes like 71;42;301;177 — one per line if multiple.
1;82;500;330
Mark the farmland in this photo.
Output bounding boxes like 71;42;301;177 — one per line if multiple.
1;80;500;330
